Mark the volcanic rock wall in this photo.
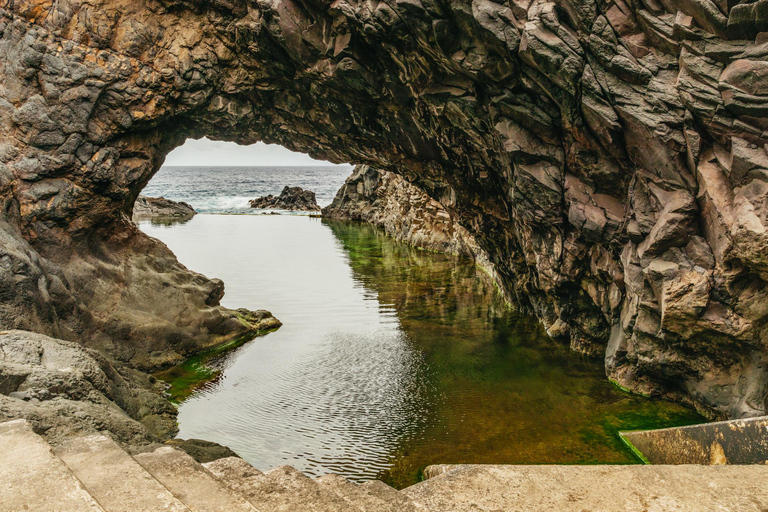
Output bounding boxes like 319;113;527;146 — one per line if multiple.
323;165;487;257
0;0;767;417
0;329;177;444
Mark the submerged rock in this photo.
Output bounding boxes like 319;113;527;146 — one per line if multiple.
133;196;196;220
249;186;321;211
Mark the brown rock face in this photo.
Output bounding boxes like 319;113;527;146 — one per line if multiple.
132;196;196;220
324;165;500;273
249;186;320;211
1;0;767;417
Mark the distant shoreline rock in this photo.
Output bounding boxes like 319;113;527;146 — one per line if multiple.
133;196;197;220
249;186;321;211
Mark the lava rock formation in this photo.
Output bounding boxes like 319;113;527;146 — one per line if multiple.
133;195;197;220
1;0;767;417
249;185;321;210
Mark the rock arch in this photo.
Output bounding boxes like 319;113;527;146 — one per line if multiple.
1;0;767;417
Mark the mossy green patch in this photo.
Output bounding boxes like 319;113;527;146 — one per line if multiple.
619;435;651;464
155;329;278;404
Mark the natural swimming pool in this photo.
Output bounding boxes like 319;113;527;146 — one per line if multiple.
142;214;703;488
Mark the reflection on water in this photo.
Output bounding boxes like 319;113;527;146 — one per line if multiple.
133;215;195;227
141;215;703;488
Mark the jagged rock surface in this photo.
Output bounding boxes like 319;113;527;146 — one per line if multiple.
324;165;485;259
1;0;767;417
132;195;196;220
0;329;254;461
0;330;176;445
249;186;321;211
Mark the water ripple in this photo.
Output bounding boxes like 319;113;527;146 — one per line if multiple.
142;213;704;488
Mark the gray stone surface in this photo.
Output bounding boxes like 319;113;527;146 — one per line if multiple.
0;330;176;445
203;456;264;483
620;415;768;464
134;446;257;512
317;474;414;512
406;464;768;511
55;434;190;512
0;419;105;512
358;480;418;512
204;459;357;512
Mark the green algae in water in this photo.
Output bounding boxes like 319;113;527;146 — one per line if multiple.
324;220;705;488
144;215;705;490
155;332;275;404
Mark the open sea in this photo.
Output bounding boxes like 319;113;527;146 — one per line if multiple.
142;165;354;213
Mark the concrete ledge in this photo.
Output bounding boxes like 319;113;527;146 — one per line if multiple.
405;464;768;511
620;415;768;464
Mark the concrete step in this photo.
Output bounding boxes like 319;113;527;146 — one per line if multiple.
202;456;264;481
402;464;768;511
204;458;359;512
0;419;105;512
134;446;257;512
316;474;415;512
359;480;419;511
54;434;190;512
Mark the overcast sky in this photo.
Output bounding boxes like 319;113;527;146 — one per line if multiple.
163;138;349;167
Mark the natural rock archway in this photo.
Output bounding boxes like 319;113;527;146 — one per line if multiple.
1;0;767;417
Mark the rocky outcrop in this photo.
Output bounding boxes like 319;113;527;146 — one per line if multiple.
249;186;321;211
0;330;176;445
0;328;264;459
324;165;484;258
132;196;196;220
1;0;767;418
324;165;506;291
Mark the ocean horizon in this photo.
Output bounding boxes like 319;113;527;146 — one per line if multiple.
143;165;354;214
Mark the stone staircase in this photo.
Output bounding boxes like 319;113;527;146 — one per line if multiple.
3;418;768;512
0;419;417;512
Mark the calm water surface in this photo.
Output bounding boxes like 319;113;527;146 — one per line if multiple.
141;214;703;488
